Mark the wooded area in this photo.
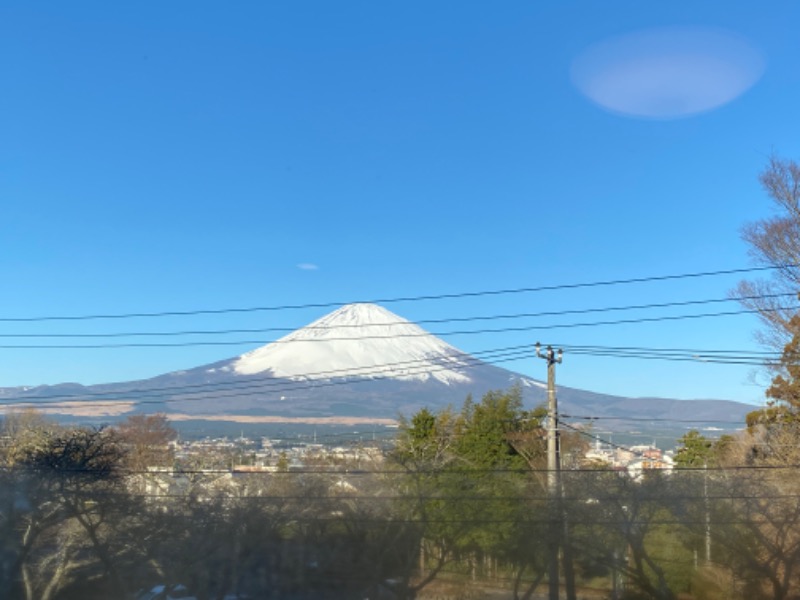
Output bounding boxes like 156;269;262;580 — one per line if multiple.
2;383;800;600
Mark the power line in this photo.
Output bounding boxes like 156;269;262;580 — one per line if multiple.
1;304;795;349
28;490;800;502
0;292;791;339
562;414;748;426
6;463;800;475
563;348;777;367
559;421;652;458
0;347;537;408
0;345;774;410
559;344;778;357
0;339;778;406
0;345;529;401
0;344;533;403
558;343;779;365
0;264;785;323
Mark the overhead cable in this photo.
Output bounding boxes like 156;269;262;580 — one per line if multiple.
0;264;786;323
0;292;792;339
1;304;796;349
0;347;536;407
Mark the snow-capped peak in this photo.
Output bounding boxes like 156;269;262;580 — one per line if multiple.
232;303;473;385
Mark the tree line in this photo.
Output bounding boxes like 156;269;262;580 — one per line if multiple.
3;382;800;600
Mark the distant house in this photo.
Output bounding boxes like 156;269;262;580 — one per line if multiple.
626;450;674;479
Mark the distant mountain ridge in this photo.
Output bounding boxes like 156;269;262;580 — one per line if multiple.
0;303;755;432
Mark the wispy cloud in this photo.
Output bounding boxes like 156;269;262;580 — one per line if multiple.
571;27;765;119
296;263;319;271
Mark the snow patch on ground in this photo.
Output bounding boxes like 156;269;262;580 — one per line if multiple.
520;378;546;389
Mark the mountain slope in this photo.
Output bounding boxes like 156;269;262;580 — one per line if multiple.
0;303;755;431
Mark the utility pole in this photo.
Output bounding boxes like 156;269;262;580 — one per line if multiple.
536;343;562;490
536;342;563;600
704;460;711;564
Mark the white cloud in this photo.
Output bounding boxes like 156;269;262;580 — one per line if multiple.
296;263;319;271
571;27;765;119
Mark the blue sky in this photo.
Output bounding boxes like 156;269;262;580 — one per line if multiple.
1;1;799;404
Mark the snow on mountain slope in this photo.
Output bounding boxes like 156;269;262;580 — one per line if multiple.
232;303;473;385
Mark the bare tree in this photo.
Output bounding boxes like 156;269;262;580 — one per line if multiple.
574;471;696;600
0;409;56;466
115;413;176;471
707;467;800;600
734;155;800;350
1;423;138;600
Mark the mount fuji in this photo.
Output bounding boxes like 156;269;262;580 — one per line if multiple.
0;303;753;430
232;303;475;386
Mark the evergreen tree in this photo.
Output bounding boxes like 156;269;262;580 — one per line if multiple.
674;430;714;468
